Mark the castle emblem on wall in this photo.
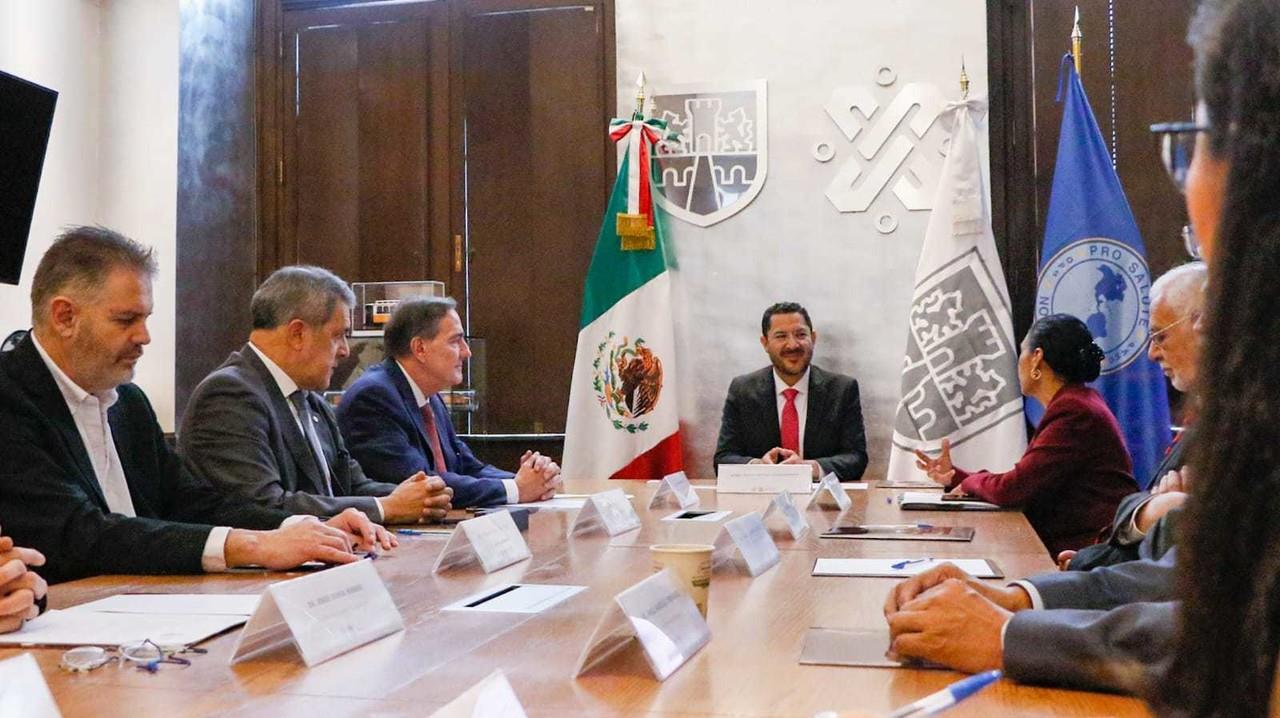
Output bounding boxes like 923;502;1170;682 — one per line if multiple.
649;80;768;227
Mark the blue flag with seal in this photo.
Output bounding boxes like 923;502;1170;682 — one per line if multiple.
1032;55;1171;489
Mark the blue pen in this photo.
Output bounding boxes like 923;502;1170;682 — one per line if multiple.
886;670;1002;717
891;557;933;570
396;528;430;536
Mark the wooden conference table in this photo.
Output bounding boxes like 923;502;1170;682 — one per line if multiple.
7;480;1151;717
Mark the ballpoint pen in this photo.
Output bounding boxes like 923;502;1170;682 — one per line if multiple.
886;670;1002;717
890;557;934;570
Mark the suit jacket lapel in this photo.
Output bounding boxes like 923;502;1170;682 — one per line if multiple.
757;369;781;447
803;366;827;452
7;338;109;509
240;345;327;494
384;358;436;465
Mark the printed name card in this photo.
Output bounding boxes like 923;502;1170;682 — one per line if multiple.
648;471;700;510
230;559;403;667
0;653;61;718
573;568;710;681
568;489;641;537
761;490;810;540
428;670;528;718
712;512;781;577
715;463;813;494
806;472;852;511
433;510;532;574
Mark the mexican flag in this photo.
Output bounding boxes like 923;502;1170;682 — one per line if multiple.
561;114;684;481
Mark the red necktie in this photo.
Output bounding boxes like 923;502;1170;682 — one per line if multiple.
420;402;449;473
781;388;800;453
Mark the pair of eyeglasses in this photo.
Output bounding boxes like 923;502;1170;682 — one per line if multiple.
1150;115;1210;260
1150;312;1200;348
59;639;206;673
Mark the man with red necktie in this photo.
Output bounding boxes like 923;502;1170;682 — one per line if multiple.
714;302;868;481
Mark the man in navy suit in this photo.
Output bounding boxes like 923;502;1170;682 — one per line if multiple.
338;297;560;508
714;302;868;481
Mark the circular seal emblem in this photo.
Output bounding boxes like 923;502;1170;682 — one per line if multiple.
592;331;663;433
1035;238;1152;375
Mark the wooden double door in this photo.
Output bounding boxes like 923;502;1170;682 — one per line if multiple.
258;0;615;435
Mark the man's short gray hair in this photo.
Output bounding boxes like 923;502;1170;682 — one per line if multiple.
384;296;458;358
251;265;355;329
30;226;157;326
1150;261;1209;313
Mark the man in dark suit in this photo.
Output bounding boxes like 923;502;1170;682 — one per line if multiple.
0;227;389;584
338;297;560;508
180;266;454;524
714;302;868;481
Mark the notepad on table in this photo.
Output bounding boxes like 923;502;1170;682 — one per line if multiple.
898;492;1002;511
811;557;1003;578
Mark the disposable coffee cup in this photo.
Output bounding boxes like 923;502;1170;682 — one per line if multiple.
650;543;714;616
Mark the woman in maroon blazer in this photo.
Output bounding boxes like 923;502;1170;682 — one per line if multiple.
914;313;1137;556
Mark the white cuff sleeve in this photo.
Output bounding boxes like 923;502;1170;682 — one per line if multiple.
1009;580;1045;610
280;515;311;528
503;479;520;504
200;526;232;573
1116;497;1153;544
372;498;386;522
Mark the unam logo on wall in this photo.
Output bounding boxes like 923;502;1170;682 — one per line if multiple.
815;67;947;234
1035;238;1152;374
649;80;767;227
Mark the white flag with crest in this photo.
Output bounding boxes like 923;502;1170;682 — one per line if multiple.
884;98;1027;484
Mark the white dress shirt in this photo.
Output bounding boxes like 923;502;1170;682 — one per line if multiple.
248;343;385;521
397;361;519;504
30;334;237;571
773;368;810;457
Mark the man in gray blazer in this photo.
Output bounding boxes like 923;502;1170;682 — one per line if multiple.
180;266;453;524
883;540;1176;694
714;302;868;481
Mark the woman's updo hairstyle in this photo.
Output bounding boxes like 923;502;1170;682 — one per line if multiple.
1024;313;1105;383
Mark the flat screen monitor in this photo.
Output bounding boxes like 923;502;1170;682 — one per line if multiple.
0;70;58;285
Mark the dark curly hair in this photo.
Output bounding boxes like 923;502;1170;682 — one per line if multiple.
1024;313;1104;383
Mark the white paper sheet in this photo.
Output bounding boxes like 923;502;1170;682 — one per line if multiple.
443;584;587;614
660;509;732;523
898;492;1002;510
0;609;245;647
811;558;1002;578
68;594;259;616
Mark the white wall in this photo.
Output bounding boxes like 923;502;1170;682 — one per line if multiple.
617;0;990;476
0;0;179;429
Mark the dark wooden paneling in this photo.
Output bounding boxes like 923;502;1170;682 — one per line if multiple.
460;3;607;433
357;19;431;279
987;0;1039;342
281;4;442;282
176;0;261;423
291;24;361;273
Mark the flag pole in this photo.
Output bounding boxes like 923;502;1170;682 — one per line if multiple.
633;71;646;120
960;55;970;99
1071;6;1083;74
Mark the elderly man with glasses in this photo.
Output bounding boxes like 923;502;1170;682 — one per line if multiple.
1057;261;1207;571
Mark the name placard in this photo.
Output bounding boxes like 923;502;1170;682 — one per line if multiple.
433;510;532;574
0;653;61;718
428;670;528;718
712;512;781;577
573;568;710;681
806;472;852;511
230;559;403;667
648;470;700;510
568;489;641;537
761;490;810;540
716;463;813;494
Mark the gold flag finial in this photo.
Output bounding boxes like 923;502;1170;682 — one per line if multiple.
633;72;647;120
1071;6;1083;74
960;55;970;99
